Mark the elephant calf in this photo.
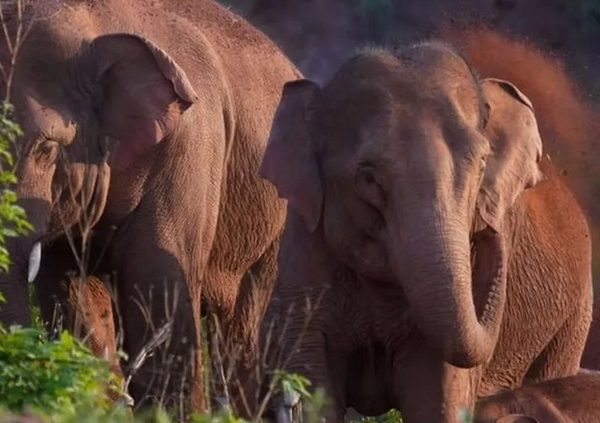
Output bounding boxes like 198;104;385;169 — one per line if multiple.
475;370;600;423
67;276;120;376
66;276;132;407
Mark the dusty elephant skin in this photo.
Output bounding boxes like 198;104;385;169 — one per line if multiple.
475;370;600;423
66;275;120;376
258;39;593;423
0;0;300;416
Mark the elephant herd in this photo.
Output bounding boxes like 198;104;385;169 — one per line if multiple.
2;1;600;423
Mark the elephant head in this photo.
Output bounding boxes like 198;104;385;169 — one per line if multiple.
0;6;198;326
260;42;544;369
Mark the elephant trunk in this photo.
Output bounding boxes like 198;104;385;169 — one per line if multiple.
0;244;32;326
0;233;42;327
389;211;507;368
0;197;51;327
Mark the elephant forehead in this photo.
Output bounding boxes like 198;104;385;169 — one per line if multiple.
314;81;396;148
6;4;100;114
318;77;476;141
315;100;395;158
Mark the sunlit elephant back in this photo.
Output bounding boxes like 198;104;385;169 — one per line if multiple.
0;0;301;418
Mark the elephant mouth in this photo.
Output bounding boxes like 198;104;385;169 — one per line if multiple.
470;226;504;318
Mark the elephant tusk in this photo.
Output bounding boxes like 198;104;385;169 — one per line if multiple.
27;241;42;284
283;390;301;408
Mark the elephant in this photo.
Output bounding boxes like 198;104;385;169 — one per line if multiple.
257;40;593;423
65;274;133;408
0;0;300;416
66;275;122;382
475;369;600;423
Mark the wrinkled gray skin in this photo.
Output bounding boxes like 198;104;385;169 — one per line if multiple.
259;42;592;423
0;0;300;416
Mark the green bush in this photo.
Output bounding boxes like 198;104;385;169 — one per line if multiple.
359;410;403;423
0;325;127;420
0;102;33;273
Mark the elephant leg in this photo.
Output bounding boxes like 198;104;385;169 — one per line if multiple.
276;331;342;423
114;246;203;418
395;338;482;423
200;271;239;412
524;300;593;383
328;353;349;423
190;284;205;413
227;238;281;418
205;305;231;411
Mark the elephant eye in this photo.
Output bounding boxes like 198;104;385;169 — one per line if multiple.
478;155;486;170
355;165;386;209
357;166;378;185
480;152;491;170
465;152;488;172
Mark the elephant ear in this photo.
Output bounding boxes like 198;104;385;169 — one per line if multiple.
477;78;545;232
497;414;540;423
92;33;199;171
259;79;323;232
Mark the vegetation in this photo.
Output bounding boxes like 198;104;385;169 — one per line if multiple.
0;102;32;274
0;326;126;421
0;320;329;423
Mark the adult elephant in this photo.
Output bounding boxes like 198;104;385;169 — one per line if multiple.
0;0;299;416
258;41;592;423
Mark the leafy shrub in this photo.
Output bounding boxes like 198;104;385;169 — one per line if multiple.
355;409;403;423
0;102;33;273
0;325;126;420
